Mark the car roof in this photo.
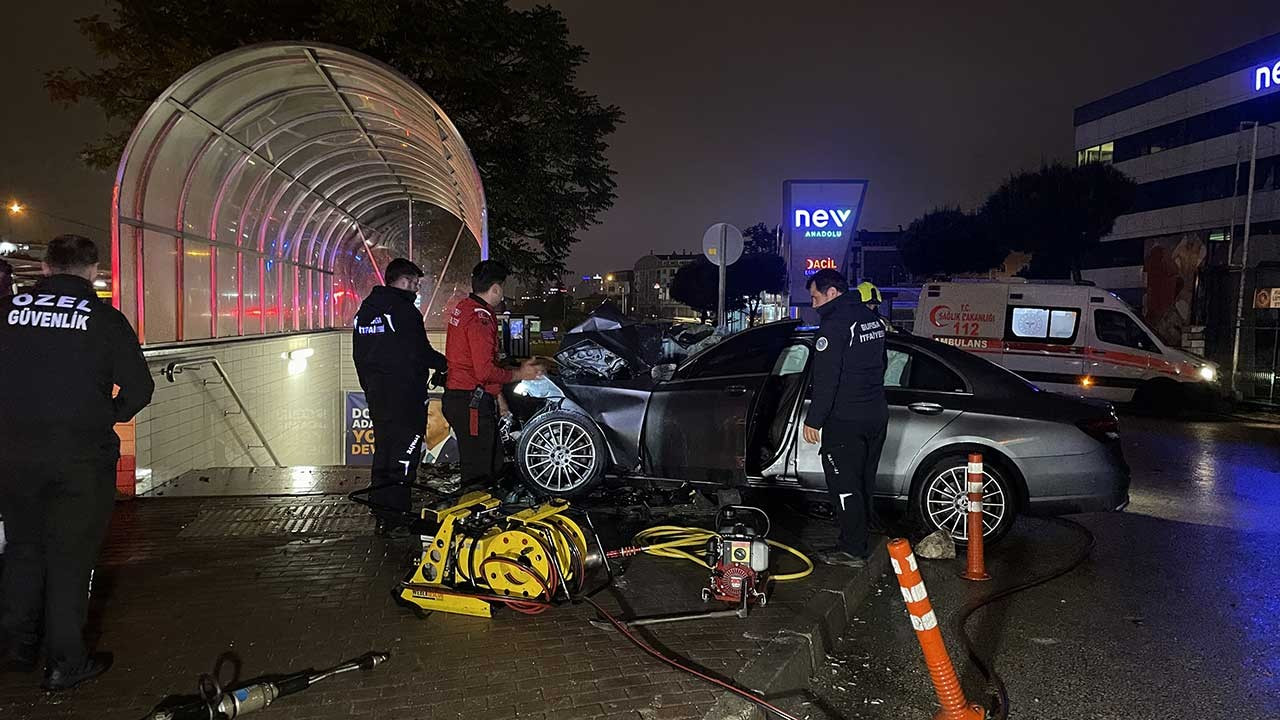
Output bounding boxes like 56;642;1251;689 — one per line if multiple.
791;322;1037;398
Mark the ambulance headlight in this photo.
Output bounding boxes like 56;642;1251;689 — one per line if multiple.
1199;366;1217;382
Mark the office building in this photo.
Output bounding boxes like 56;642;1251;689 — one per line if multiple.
1075;32;1280;397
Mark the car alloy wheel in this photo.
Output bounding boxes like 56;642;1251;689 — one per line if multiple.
516;410;607;497
921;462;1009;542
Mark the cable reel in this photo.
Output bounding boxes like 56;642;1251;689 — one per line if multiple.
399;491;607;618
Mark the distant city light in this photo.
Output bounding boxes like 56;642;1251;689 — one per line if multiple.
7;202;23;215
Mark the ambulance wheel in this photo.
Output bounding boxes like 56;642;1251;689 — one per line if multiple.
912;453;1016;546
1133;379;1182;416
516;410;607;499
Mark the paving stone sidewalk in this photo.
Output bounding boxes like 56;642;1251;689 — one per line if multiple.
0;480;877;720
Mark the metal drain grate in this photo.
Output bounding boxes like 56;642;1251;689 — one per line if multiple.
178;499;371;538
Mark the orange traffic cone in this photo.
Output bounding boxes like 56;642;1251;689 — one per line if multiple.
961;453;991;582
888;538;985;720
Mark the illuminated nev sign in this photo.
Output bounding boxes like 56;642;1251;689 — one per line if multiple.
783;179;869;305
1255;60;1280;91
794;208;855;238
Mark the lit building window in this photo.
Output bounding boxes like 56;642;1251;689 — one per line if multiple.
1077;141;1114;165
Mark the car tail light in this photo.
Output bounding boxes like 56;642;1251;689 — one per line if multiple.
1077;415;1121;444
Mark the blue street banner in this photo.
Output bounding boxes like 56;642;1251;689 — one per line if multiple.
345;392;374;465
344;391;459;466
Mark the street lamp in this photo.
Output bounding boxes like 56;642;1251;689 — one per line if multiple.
3;199;105;234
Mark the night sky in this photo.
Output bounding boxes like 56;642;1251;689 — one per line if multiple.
4;1;1280;275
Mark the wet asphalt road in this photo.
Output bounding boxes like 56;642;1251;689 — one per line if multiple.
790;414;1280;720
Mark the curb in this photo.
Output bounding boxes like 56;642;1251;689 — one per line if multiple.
702;537;890;720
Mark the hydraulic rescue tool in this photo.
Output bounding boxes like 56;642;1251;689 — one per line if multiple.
702;505;773;606
141;652;388;720
606;505;812;618
398;491;608;618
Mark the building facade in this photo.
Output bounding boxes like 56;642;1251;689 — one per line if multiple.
1075;32;1280;398
633;252;701;321
851;229;908;287
569;270;633;314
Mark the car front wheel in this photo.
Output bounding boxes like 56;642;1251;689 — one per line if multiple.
516;409;607;499
913;453;1016;545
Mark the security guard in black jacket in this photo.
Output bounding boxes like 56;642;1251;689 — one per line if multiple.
801;269;887;568
352;258;447;533
0;235;154;690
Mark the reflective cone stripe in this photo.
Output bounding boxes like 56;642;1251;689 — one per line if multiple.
962;453;991;582
888;539;985;720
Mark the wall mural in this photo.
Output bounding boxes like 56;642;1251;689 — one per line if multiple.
1144;233;1207;346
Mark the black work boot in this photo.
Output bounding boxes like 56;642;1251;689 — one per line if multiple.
42;652;113;691
3;641;38;673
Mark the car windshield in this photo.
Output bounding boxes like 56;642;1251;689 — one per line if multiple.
675;321;799;379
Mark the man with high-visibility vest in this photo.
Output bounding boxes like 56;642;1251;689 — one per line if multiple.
857;281;894;332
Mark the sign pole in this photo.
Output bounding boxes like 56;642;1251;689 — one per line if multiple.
702;222;743;329
717;224;727;330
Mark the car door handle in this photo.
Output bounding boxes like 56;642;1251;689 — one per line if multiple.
907;402;945;415
725;385;748;396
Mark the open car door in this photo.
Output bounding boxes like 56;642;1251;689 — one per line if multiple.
642;322;798;484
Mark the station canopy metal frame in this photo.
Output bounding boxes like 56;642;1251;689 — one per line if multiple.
112;42;487;344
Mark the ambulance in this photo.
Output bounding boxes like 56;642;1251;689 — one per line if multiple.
915;280;1221;406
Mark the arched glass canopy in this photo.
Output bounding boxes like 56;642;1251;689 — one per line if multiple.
111;43;487;344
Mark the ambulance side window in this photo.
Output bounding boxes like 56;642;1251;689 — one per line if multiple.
1094;310;1160;353
1005;306;1079;345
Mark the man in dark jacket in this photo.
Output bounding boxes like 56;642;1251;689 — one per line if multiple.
802;269;887;568
0;258;14;298
0;235;153;690
443;261;542;485
352;258;447;534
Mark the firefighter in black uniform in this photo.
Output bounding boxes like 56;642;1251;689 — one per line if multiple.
0;235;154;690
352;258;447;536
802;269;888;568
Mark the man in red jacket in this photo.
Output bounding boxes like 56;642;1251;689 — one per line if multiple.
443;260;542;485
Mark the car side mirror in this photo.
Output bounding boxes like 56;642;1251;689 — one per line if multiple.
651;363;676;382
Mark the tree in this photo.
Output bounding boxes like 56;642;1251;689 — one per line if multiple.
741;223;779;256
980;162;1136;279
45;0;622;280
670;254;784;326
898;208;1007;278
728;253;786;326
670;259;721;324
